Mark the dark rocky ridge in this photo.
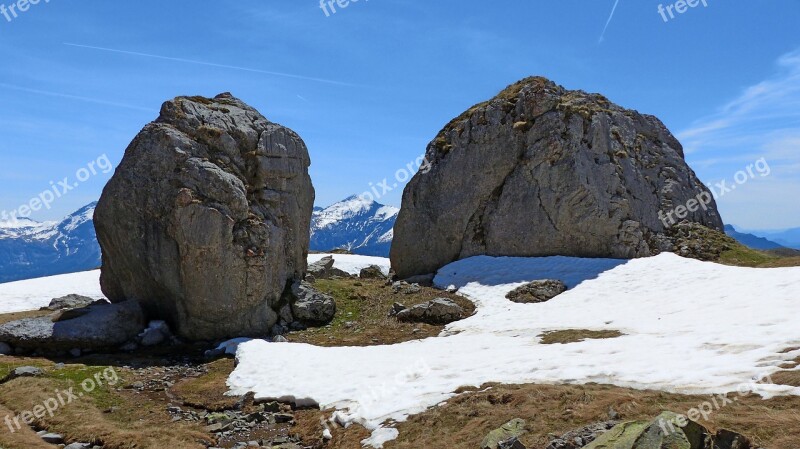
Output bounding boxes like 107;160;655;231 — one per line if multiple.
95;93;315;341
392;77;723;278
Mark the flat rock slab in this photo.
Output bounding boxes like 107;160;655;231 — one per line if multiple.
0;301;145;351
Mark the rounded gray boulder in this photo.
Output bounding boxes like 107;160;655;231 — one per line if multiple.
95;93;315;341
391;77;723;278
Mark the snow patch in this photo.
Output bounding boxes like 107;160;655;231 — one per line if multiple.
229;253;800;447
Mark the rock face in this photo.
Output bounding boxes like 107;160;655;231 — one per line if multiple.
391;77;723;278
95;93;315;340
0;301;145;351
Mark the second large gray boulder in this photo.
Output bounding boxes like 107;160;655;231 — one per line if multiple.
391;77;723;278
95;93;315;340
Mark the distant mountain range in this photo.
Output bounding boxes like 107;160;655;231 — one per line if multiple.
742;227;800;250
3;199;794;284
724;225;786;251
310;195;398;257
0;202;101;284
0;196;400;284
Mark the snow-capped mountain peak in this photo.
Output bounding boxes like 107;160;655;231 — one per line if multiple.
310;196;399;257
0;203;101;283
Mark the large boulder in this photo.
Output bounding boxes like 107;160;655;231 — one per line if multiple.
391;77;723;278
95;93;315;340
0;301;145;351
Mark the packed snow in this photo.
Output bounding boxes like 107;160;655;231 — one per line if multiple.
308;253;391;276
228;253;800;447
0;269;104;313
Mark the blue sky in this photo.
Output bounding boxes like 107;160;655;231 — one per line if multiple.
0;0;798;229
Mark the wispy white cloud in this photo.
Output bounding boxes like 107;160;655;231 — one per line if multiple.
63;43;359;88
0;82;153;112
678;48;800;228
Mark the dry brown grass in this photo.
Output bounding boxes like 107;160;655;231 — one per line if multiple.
289;278;475;347
332;383;800;449
538;329;624;345
0;309;51;326
0;366;211;449
171;358;239;411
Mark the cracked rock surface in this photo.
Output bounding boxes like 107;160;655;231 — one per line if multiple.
95;93;315;341
391;77;723;278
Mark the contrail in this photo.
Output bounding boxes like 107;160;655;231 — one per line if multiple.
63;43;357;87
599;0;621;43
0;83;154;112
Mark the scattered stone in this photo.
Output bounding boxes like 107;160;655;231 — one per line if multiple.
506;280;568;304
391;76;723;278
499;438;527;449
39;432;64;444
545;421;617;449
395;298;464;325
359;265;387;280
139;320;172;347
308;256;335;280
0;300;145;351
272;335;289;343
64;443;92;449
41;294;98;311
0;342;11;355
289;281;336;325
404;273;436;287
95;93;315;341
583;411;753;449
481;418;527;449
388;302;407;317
1;366;44;383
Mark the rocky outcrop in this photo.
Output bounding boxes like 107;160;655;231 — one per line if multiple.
95;93;315;341
393;298;464;325
481;418;528;449
0;301;145;351
391;77;723;278
506;280;567;304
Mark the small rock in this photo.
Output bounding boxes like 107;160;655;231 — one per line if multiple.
359;265;387;280
42;294;98;311
1;366;44;383
40;433;64;444
404;273;435;287
506;280;567;304
139;320;171;347
64;443;92;449
499;438;527;449
395;298;464;325
69;348;82;357
272;335;289;343
0;342;11;355
289;281;336;325
274;413;294;423
481;419;527;449
388;302;407;317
